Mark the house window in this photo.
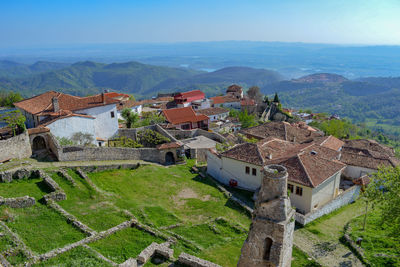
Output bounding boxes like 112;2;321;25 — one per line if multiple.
181;124;190;130
98;142;102;147
245;166;250;174
110;111;115;118
252;168;257;176
288;184;294;193
296;186;303;196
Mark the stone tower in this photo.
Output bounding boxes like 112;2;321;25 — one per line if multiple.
238;164;295;267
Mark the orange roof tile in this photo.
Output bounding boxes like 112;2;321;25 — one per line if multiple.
162;107;209;125
14;91;119;115
210;95;240;104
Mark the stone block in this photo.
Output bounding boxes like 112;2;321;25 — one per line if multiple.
137;242;158;264
3;196;35;208
12;169;30;180
178;252;221;267
0;172;12;183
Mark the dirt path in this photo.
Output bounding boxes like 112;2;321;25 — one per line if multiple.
294;201;365;267
294;230;363;267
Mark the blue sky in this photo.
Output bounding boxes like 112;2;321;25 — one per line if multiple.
1;0;399;47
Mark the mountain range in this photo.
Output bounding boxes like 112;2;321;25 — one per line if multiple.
1;59;400;136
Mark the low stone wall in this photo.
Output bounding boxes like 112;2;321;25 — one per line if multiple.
137;242;173;265
0;168;38;183
295;185;361;225
0;196;35;208
57;146;161;162
167;128;226;143
37;170;66;203
77;163;141;173
0;131;32;162
178;252;221;267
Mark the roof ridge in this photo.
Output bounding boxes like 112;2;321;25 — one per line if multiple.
297;153;315;188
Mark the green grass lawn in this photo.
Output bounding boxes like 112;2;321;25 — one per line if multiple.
301;200;364;241
0;177;51;199
32;246;113;267
292;246;321;267
348;208;400;266
49;171;130;232
0;204;86;254
89;227;165;264
0;163;318;266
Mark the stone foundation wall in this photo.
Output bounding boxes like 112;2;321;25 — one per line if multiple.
0;196;35;208
0;168;38;183
0;131;32;162
295;185;361;225
57;146;161;162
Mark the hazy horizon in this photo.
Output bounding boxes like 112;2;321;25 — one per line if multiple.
1;0;400;48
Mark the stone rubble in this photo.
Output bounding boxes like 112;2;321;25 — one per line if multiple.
137;242;174;265
119;258;138;267
178;252;222;267
0;253;12;267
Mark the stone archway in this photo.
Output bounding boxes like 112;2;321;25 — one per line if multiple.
32;136;46;151
165;152;175;165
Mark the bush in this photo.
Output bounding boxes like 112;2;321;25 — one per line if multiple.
113;136;143;148
137;129;170;147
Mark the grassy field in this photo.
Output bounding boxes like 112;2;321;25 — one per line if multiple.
348;208;400;266
0;162;316;266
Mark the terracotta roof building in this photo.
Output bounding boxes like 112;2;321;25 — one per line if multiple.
208;138;345;214
174;90;205;107
162;107;209;130
226;84;243;99
340;139;399;178
241;121;324;143
197;107;229;122
14;91;119;146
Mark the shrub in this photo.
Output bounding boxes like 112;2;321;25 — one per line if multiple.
137;129;170;147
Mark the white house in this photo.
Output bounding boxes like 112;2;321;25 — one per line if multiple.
207;138;346;214
116;100;143;119
197;107;229;122
340;139;399;178
14;91;119;146
210;95;241;110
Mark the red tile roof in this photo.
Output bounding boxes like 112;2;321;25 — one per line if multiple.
316;135;345;151
116;100;142;111
221;138;345;188
157;142;183;150
162;107;209;125
174;90;205;102
211;95;240;104
226;84;242;93
104;92;130;100
14;91;119;115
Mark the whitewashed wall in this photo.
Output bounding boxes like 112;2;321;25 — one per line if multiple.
76;104;118;140
47;116;96;142
311;171;341;211
117;105;143;120
343;165;374;179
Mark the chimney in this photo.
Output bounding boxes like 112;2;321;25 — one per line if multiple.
101;93;106;104
52;97;60;112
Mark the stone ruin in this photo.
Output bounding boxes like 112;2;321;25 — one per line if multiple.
238;164;295;267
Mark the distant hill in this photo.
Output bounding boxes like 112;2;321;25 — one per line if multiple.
0;62;284;98
150;66;284;96
294;73;348;83
0;60;70;78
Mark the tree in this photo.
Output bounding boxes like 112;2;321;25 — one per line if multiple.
0;91;23;107
71;132;94;146
0;110;26;136
238;110;258;129
121;108;139;128
247;86;262;102
273;92;280;103
364;166;400;233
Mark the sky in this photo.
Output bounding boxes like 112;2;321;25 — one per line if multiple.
1;0;400;47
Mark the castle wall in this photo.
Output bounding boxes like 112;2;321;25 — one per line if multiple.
0;131;32;162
